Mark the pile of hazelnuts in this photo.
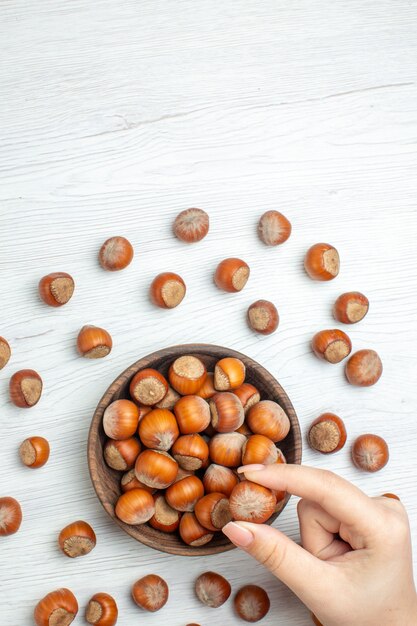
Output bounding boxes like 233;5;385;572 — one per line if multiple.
104;353;290;547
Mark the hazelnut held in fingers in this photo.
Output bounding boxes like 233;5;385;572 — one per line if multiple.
85;592;118;626
39;272;75;307
77;325;112;358
34;588;78;626
150;272;186;308
304;243;340;281
9;369;43;408
58;520;96;558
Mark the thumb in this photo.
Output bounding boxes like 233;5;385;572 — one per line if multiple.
223;521;329;603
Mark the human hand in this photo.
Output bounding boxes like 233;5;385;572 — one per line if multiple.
223;464;417;626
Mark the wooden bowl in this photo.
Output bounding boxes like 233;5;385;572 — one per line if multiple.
88;344;302;556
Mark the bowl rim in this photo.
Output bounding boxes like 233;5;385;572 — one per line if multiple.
88;343;302;556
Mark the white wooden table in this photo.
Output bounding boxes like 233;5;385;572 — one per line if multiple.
1;1;416;624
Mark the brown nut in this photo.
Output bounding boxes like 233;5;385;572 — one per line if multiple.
165;475;204;512
247;400;290;442
209;392;245;432
214;357;246;391
234;585;270;622
351;434;389;472
77;325;112;358
194;493;232;531
99;236;133;271
150;272;186;309
195;571;231;608
345;349;383;386
149;494;181;533
209;432;246;467
85;592;118;626
138;408;179;451
214;258;250;292
203;464;239;497
229;480;276;524
129;369;169;406
169;355;207;395
304;243;340;281
132;574;169;612
0;336;11;370
104;437;141;471
174;395;211;434
0;497;22;536
39;272;75;307
179;512;214;547
258;210;291;246
173;208;209;243
9;369;43;408
171;434;209;470
103;399;140;440
308;413;347;454
242;434;278;465
135;450;178;489
196;372;216;399
19;436;50;468
247;299;279;334
120;469;155;494
311;329;352;363
58;520;96;558
155;386;181;410
34;588;78;626
115;488;155;524
333;291;369;324
232;383;260;415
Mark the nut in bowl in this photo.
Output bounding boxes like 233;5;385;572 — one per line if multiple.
88;344;301;556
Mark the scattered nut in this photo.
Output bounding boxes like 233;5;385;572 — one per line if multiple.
214;258;250;292
333;291;369;324
258;210;291;246
99;236;133;271
9;369;43;408
58;520;96;558
34;588;78;626
77;325;112;358
345;349;383;386
19;436;50;468
195;571;231;608
0;336;11;370
352;434;389;472
304;243;340;281
234;585;270;622
173;208;209;243
247;300;279;334
39;272;75;307
85;592;118;626
0;496;22;536
150;272;186;309
132;574;169;612
308;413;347;454
311;329;352;364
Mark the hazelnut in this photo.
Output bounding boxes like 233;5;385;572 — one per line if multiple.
214;357;246;391
229;480;276;523
34;588;78;626
382;493;400;501
85;593;118;626
194;493;232;531
99;236;133;271
258;210;291;246
174;395;211;434
304;243;340;281
103;399;140;440
129;368;169;406
58;520;96;558
0;496;22;536
214;258;250;292
132;574;169;612
120;469;155;494
179;512;214;546
247;299;279;334
196;372;216;399
242;434;278;465
155;385;181;410
138;408;179;451
104;437;141;471
333;291;369;324
203;464;239;497
77;325;112;358
150;272;186;309
352;434;389;472
345;349;383;386
19;436;50;468
234;585;270;622
209;432;246;467
0;336;11;370
173;208;209;243
135;450;178;489
169;355;207;395
232;383;260;414
38;272;75;307
165;475;205;512
149;494;181;533
171;434;209;470
311;329;352;363
195;571;231;608
209;392;245;432
247;400;290;442
9;369;43;408
115;488;155;524
308;414;347;454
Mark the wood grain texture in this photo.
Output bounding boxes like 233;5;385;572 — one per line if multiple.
0;0;416;624
88;343;301;555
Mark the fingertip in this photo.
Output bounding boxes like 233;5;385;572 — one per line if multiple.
237;464;266;474
223;521;254;547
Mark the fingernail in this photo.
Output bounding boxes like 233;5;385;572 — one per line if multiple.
223;522;254;547
237;464;266;474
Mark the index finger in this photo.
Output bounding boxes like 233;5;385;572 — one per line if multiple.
239;463;378;532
